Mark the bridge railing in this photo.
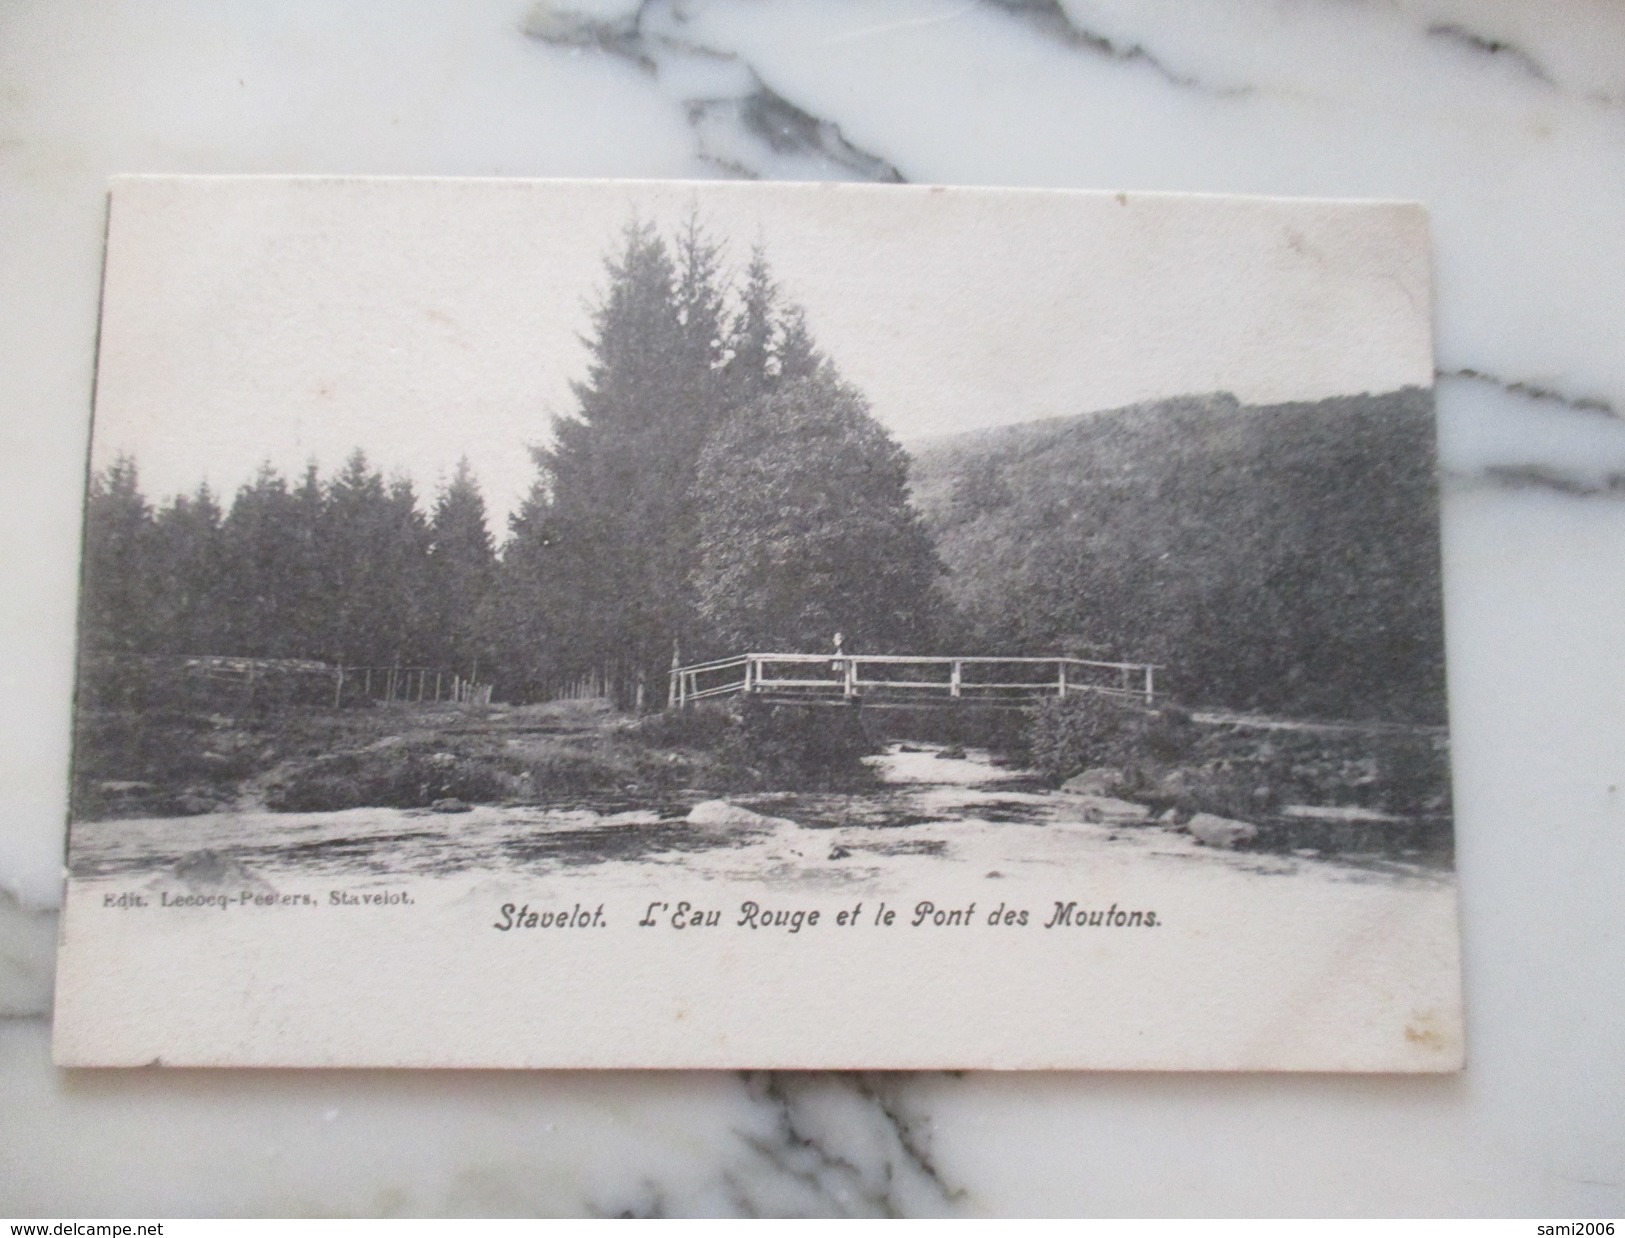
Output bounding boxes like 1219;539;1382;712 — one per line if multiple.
669;653;1159;709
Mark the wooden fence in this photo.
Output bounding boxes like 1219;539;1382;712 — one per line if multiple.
80;653;492;709
669;653;1159;710
333;665;492;707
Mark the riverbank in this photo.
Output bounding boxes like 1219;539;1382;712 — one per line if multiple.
71;697;880;822
71;696;1452;866
69;741;1449;889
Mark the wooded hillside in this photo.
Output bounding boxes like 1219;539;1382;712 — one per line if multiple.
908;388;1446;723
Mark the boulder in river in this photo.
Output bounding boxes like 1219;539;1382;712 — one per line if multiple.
1060;767;1127;796
686;799;795;831
1060;794;1152;825
174;790;224;815
160;849;274;895
1281;804;1402;823
1156;768;1197;800
431;797;471;813
1186;813;1258;849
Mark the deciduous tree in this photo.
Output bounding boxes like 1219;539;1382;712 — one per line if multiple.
691;366;942;654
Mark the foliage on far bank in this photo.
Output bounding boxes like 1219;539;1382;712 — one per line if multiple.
910;389;1448;724
690;368;943;655
80;451;497;677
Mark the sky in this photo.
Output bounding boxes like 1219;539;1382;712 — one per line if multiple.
90;176;1433;534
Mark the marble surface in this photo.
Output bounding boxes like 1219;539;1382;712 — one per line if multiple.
2;0;1623;1216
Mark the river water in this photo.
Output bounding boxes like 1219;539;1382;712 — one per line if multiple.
67;743;1444;890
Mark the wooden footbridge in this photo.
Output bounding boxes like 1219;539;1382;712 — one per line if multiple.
669;652;1159;710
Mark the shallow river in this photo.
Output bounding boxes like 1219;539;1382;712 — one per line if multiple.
68;743;1443;890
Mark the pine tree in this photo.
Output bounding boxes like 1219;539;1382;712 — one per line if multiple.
81;455;155;652
383;473;433;665
323;450;426;667
724;252;822;403
726;245;778;408
287;462;328;658
776;303;821;382
509;217;729;707
221;464;308;658
428;457;496;678
491;471;558;699
150;482;226;653
673;211;729;392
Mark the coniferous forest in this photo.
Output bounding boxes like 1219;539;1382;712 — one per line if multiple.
77;215;1447;727
79;217;944;713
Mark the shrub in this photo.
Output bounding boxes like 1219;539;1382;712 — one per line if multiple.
738;701;876;785
1025;694;1195;783
622;702;877;790
1142;705;1197;764
1025;693;1141;781
77;655;341;715
527;747;628;795
621;705;738;751
267;746;514;812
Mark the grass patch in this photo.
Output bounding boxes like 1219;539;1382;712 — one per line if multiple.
73;702;533;819
266;744;521;812
71;691;884;820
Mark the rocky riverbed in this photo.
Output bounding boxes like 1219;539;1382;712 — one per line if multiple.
69;742;1450;891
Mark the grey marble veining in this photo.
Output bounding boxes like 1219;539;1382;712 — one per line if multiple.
1;0;1622;1217
520;0;912;181
520;0;1625;493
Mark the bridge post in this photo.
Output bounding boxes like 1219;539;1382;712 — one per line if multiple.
1144;665;1155;704
950;660;962;699
1057;662;1067;699
843;657;857;698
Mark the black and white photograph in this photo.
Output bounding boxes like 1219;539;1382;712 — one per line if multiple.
54;177;1461;1070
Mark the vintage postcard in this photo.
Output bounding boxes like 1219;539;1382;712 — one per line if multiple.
54;176;1462;1069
